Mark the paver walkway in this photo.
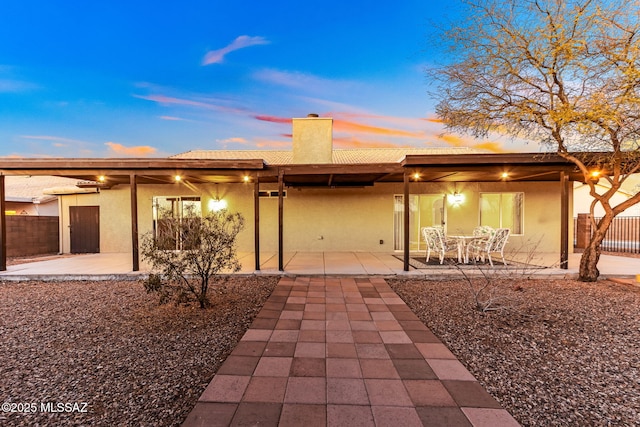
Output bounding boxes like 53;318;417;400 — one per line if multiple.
183;277;520;427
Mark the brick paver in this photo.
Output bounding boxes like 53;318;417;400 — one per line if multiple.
182;277;520;426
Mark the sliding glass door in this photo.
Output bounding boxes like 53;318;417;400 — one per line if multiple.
152;196;202;250
393;194;446;251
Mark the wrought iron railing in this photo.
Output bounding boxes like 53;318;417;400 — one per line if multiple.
574;216;640;253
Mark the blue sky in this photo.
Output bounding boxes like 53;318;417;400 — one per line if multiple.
0;0;529;158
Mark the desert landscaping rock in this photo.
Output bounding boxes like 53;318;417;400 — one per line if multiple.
388;278;640;426
0;277;278;426
2;275;639;426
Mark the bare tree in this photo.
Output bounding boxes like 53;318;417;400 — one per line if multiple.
141;209;244;308
432;0;640;281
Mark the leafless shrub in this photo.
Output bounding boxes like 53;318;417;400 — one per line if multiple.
456;236;554;313
140;209;244;308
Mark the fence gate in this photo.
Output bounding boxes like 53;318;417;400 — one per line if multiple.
69;206;100;253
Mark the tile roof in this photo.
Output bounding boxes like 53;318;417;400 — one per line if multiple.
172;150;293;164
5;176;80;201
171;147;484;165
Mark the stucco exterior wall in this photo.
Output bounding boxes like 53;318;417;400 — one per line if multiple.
58;183;256;254
278;185;395;252
59;190;129;253
573;182;639;217
58;180;571;255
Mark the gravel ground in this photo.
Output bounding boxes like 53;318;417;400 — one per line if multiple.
388;277;640;426
0;277;278;426
3;273;639;427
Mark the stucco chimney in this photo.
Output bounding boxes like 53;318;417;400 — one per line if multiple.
292;114;333;164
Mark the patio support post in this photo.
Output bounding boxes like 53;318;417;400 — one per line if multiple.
403;171;410;272
254;179;260;271
278;169;284;271
130;174;139;272
560;171;569;269
0;174;6;271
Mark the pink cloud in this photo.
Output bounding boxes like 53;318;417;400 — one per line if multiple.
202;35;269;65
254;115;292;124
333;119;424;138
105;142;157;157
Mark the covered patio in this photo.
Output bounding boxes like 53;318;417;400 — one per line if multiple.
0;153;585;275
1;251;637;280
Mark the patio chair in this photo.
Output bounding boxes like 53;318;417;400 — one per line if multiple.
422;226;462;264
472;225;494;238
466;227;510;267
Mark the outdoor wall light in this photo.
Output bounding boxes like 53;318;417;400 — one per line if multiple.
208;198;227;212
174;175;182;182
413;172;421;180
209;183;227;211
450;192;465;204
98;175;106;182
243;175;250;183
501;172;509;179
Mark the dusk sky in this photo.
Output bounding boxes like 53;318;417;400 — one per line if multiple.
0;0;536;158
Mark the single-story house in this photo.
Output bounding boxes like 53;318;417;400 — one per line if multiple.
0;115;583;271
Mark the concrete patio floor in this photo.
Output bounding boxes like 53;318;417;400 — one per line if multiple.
0;251;638;280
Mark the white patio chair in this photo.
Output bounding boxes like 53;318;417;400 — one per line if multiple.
472;225;494;238
422;226;462;264
466;227;510;266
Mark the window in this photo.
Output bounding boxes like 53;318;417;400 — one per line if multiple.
152;196;202;250
479;193;523;234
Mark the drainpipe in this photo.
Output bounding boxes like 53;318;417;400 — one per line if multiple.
560;172;569;269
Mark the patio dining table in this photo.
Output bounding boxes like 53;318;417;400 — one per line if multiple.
448;235;480;264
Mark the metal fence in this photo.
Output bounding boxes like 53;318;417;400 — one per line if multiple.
574;216;640;253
